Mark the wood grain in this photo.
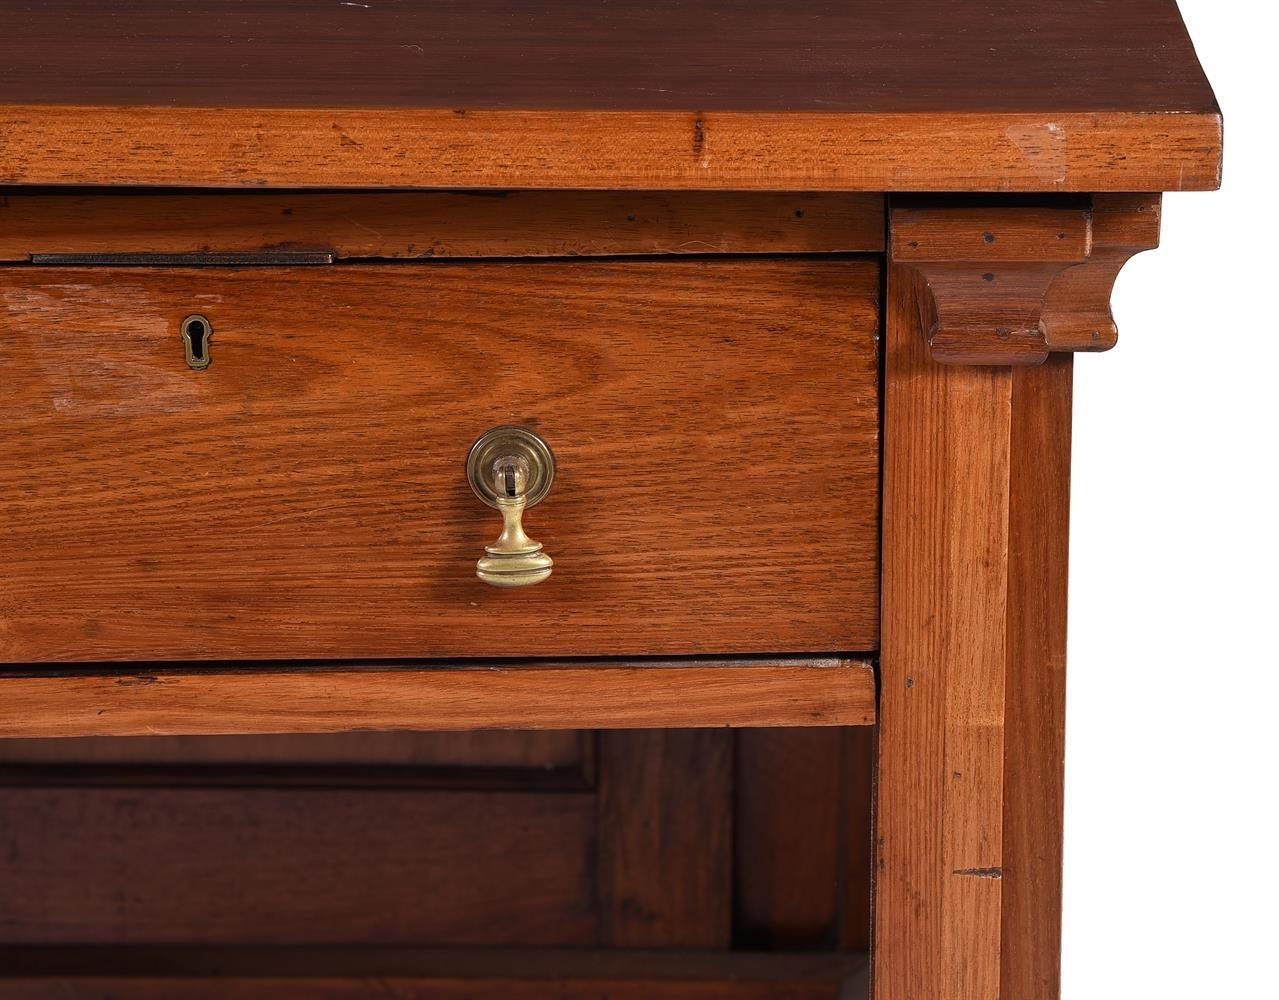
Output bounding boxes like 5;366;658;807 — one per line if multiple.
891;195;1161;363
874;264;1073;999
0;260;880;662
0;660;876;738
0;948;869;999
0;786;597;946
0;192;885;261
1000;355;1072;999
599;731;733;948
0;106;1221;192
0;1;1221;191
0;0;1218;114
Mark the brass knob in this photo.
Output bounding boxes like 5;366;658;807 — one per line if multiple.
466;426;555;587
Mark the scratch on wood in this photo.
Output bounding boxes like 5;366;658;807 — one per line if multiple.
953;866;1003;879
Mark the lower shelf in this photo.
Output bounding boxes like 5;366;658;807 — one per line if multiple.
0;948;870;999
0;657;876;737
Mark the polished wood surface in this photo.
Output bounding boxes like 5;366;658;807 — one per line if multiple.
0;2;1221;190
0;659;876;738
874;264;1072;998
0;260;880;662
890;194;1162;363
0;192;885;260
1;0;1217;114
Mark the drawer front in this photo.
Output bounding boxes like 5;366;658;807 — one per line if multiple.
0;260;879;662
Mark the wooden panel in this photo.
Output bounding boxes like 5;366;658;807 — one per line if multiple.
734;729;843;947
0;787;597;946
874;263;1072;999
0;192;885;261
0;0;1217;114
734;729;876;950
0;949;868;999
840;728;876;953
0;731;583;769
0;660;876;738
0;260;880;662
599;730;733;948
0;977;859;1000
0;107;1221;192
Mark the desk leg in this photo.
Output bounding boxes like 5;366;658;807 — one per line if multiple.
876;264;1071;1000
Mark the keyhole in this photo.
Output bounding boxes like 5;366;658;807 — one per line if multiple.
181;314;212;370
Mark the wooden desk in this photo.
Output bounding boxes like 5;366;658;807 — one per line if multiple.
0;2;1220;997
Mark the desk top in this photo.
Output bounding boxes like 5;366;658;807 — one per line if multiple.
0;0;1222;191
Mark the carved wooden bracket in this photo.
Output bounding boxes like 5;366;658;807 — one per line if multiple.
890;194;1161;365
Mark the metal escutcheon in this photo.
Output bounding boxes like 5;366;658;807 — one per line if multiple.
465;426;556;587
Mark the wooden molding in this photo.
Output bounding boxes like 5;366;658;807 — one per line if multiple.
890;194;1161;365
0;658;876;738
0;191;885;261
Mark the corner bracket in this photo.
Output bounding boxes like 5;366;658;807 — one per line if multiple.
890;194;1161;365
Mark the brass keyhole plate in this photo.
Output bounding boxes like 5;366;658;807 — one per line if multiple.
180;314;212;370
466;426;555;509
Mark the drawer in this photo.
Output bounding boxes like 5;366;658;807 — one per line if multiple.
0;259;880;662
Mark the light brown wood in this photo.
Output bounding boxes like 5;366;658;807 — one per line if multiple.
0;948;868;999
0;107;1221;193
874;263;1072;999
890;195;1161;363
0;659;876;738
0;191;885;261
0;260;880;662
599;731;733;948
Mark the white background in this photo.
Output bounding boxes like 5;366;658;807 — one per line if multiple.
1063;2;1277;996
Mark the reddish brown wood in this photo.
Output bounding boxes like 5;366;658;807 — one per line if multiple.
734;729;844;948
1000;356;1072;999
874;263;1073;999
840;728;876;953
0;976;857;1000
0;660;877;738
0;787;597;946
1040;194;1164;351
0;107;1221;193
0;192;885;261
0;948;868;999
598;730;734;948
0;1;1217;114
0;260;880;662
0;1;1221;191
0;730;584;770
890;195;1161;364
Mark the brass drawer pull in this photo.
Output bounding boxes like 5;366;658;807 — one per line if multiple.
466;426;555;588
